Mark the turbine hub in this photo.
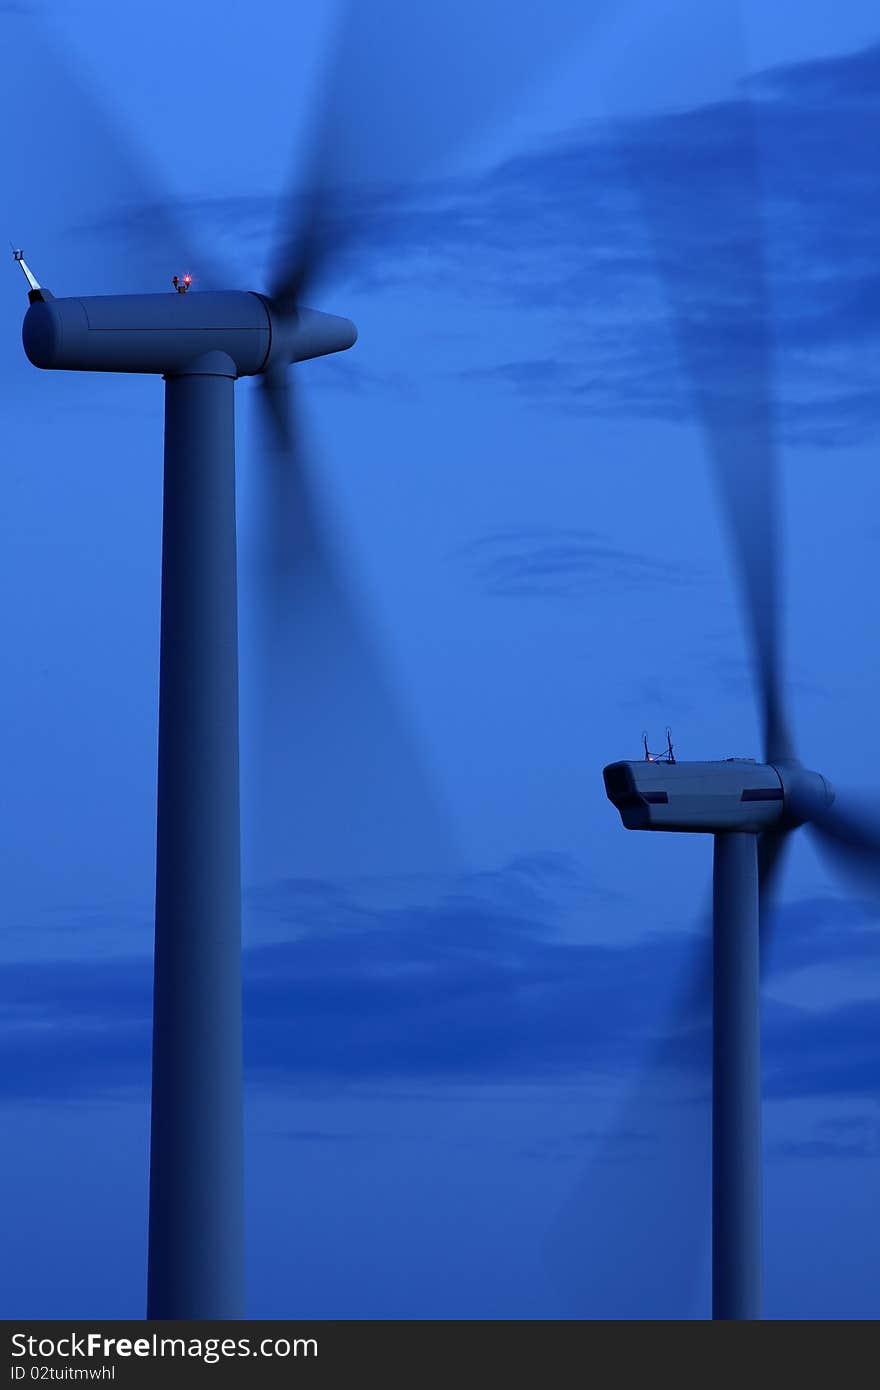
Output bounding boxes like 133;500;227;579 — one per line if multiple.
259;297;358;376
773;761;835;828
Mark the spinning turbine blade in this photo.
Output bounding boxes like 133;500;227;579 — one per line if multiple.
757;827;791;969
270;0;588;304
547;915;713;1318
809;798;880;898
607;43;794;767
758;829;790;906
246;374;456;878
2;10;228;292
250;2;590;875
256;367;334;602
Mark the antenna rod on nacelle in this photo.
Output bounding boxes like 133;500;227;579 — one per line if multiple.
10;244;53;303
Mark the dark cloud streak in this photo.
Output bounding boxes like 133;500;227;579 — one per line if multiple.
457;525;704;597
2;858;878;1106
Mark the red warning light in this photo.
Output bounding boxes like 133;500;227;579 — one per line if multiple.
183;274;192;285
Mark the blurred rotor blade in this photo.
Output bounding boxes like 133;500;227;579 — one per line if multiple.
549;831;790;1315
245;374;457;880
809;797;880;899
757;827;791;970
270;0;591;304
2;9;228;294
605;15;794;766
546;918;712;1318
257;367;305;580
260;366;293;453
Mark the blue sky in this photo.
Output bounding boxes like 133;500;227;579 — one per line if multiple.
2;0;880;1319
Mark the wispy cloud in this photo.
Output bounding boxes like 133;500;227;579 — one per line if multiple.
439;39;880;448
457;525;704;597
262;1128;362;1144
763;997;880;1100
769;1114;880;1161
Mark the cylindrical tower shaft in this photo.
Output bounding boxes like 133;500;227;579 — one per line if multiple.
712;830;762;1321
147;354;244;1319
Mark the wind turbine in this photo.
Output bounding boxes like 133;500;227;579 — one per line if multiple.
14;214;357;1326
8;1;585;1321
602;574;880;1321
604;736;847;1320
594;28;880;1322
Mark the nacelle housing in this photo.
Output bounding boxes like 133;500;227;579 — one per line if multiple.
22;291;356;378
603;758;834;833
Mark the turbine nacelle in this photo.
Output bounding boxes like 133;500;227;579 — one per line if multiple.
603;757;834;834
22;289;356;378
